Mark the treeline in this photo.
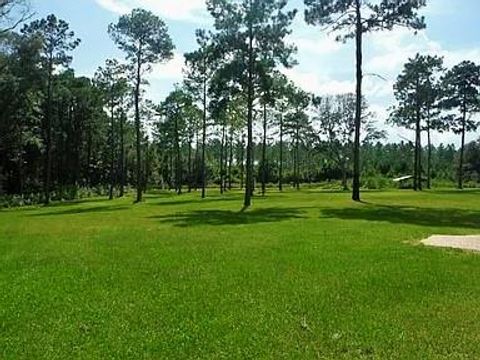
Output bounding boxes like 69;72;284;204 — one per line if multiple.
1;0;479;207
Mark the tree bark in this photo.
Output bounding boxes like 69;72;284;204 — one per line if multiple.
458;103;467;190
261;102;267;196
352;0;363;202
108;95;115;200
244;9;254;208
201;74;207;199
43;58;53;204
134;48;143;203
278;111;284;192
426;111;432;189
119;107;125;197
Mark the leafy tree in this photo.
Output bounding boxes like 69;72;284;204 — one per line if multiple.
184;29;216;198
464;139;480;184
94;59;129;200
271;72;290;192
156;87;200;195
21;14;80;204
314;94;383;190
109;8;175;202
284;85;311;190
304;0;426;201
440;60;480;189
389;54;443;190
207;0;297;208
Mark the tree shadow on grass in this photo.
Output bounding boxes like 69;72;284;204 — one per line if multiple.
148;195;244;207
320;203;480;229
29;205;130;216
148;207;306;227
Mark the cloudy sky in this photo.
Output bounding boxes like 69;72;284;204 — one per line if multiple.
32;0;480;145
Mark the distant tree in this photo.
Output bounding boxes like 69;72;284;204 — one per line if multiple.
109;8;175;202
440;61;480;189
464;139;480;184
207;0;297;208
271;73;290;192
304;0;427;201
389;54;444;191
284;85;311;190
94;59;129;200
314;94;383;190
21;15;81;204
184;29;216;198
157;88;200;195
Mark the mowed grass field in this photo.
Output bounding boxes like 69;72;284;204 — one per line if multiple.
1;189;480;359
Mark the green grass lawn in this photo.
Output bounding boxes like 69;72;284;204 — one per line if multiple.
1;189;480;359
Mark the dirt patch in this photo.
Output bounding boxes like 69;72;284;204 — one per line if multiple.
422;235;480;252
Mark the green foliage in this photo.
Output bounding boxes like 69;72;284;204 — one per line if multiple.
108;8;174;68
440;60;480;134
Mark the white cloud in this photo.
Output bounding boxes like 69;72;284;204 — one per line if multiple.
149;51;185;81
95;0;207;22
291;34;343;56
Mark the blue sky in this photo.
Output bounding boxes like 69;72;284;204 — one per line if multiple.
32;0;480;145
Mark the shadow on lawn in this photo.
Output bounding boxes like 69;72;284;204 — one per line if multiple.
149;207;306;227
29;205;129;216
320;203;480;229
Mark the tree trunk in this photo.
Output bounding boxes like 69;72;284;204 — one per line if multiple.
352;0;363;202
239;133;245;190
201;76;207;198
244;14;254;208
220;119;225;194
187;137;192;193
174;116;182;195
458;106;466;190
261;102;267;196
295;118;300;191
134;52;143;203
278;112;284;192
44;60;53;205
109;97;115;200
228;127;234;190
119;108;125;197
427;112;432;189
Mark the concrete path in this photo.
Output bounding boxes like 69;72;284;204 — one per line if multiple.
422;235;480;252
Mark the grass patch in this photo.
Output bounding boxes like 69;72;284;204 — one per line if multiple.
1;189;479;358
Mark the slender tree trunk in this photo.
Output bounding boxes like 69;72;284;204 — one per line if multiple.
417;124;422;191
119;108;125;197
295;119;300;191
174;116;182;195
261;102;267;196
194;123;200;191
44;60;53;205
201;76;207;198
427;111;432;189
458;104;467;190
240;133;245;190
109;97;115;200
413;119;419;191
144;140;150;193
279;111;284;192
187;137;192;193
134;51;143;203
352;0;363;202
220;119;225;194
228;127;234;190
244;14;254;208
